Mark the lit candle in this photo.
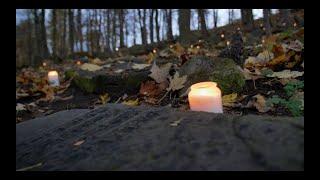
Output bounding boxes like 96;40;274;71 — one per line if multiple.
190;45;194;48
237;27;241;31
220;33;225;39
188;82;223;113
170;45;174;48
115;47;119;51
196;45;200;49
153;49;157;53
262;27;266;31
76;60;81;65
42;62;47;67
226;41;230;46
262;39;265;44
282;22;286;26
260;23;263;28
294;22;297;28
48;71;60;87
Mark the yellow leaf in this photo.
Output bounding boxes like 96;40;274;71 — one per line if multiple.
247;94;270;113
267;70;304;79
146;52;155;64
132;63;151;70
166;72;187;91
80;63;103;72
149;62;171;83
122;98;139;106
222;93;238;107
99;93;110;104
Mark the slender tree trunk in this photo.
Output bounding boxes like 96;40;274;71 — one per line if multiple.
155;9;160;42
105;9;111;52
279;9;293;27
27;10;34;66
77;9;83;52
51;9;57;58
213;9;218;28
178;9;191;42
33;9;41;65
149;9;154;43
138;9;147;45
263;9;272;36
241;9;254;32
133;10;137;45
198;9;209;37
62;9;67;57
166;9;174;41
40;9;49;58
112;9;117;50
68;9;74;55
119;9;125;48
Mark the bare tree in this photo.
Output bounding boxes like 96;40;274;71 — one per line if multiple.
213;9;218;28
228;9;235;24
165;9;174;41
77;9;83;52
198;9;209;37
61;9;67;57
279;9;293;27
138;9;147;45
68;9;75;55
149;9;154;43
155;9;160;42
241;9;254;32
51;9;57;58
119;9;125;48
178;9;191;42
263;9;272;36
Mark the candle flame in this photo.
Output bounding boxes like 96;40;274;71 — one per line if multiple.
221;34;225;38
48;71;58;76
226;41;230;46
76;61;81;65
196;45;200;49
115;47;119;51
153;49;157;53
190;45;194;48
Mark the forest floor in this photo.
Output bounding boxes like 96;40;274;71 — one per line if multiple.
16;14;304;123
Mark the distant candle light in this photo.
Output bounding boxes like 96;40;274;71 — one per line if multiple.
42;62;47;67
190;45;194;48
262;39;265;44
294;22;297;27
76;61;81;65
226;41;230;46
282;22;286;26
237;27;241;31
196;45;200;49
170;45;174;48
115;47;119;51
220;33;225;38
260;23;263;28
153;49;157;53
263;27;266;31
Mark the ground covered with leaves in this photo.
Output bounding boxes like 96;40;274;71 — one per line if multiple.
16;25;304;123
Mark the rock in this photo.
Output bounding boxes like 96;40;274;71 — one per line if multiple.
16;104;304;171
179;56;245;95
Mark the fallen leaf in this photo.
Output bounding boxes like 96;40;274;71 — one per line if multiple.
257;50;274;62
132;63;150;70
146;52;155;64
247;94;270;113
267;70;304;79
99;93;110;105
287;40;304;52
16;103;26;111
122;99;139;106
91;58;105;65
267;54;290;67
139;80;165;97
73;140;85;146
149;62;171;83
170;118;183;127
114;69;124;73
166;72;187;91
222;93;238;107
118;60;125;64
80;63;103;72
102;64;112;68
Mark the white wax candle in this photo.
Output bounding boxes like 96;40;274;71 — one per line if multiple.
188;82;223;113
48;71;60;87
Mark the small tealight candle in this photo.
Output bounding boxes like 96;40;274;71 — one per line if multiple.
190;45;194;48
76;60;81;65
263;27;266;31
260;23;263;28
170;45;174;48
115;47;119;51
220;33;225;38
196;45;200;49
237;27;241;31
282;22;286;26
262;39;265;44
294;22;297;28
226;41;230;46
198;39;202;43
48;71;60;87
42;62;47;67
188;82;223;113
153;49;157;53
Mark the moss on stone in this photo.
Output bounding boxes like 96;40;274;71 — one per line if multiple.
73;76;96;93
64;69;79;80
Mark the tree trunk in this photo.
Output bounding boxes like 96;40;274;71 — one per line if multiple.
105;9;111;52
149;9;154;44
62;9;67;57
133;10;137;45
68;9;74;55
178;9;191;43
112;10;117;50
279;9;293;27
155;9;160;42
138;9;147;45
40;9;49;58
166;9;174;41
213;9;218;28
51;9;57;58
263;9;272;36
77;9;83;52
198;9;209;37
119;9;125;48
241;9;254;32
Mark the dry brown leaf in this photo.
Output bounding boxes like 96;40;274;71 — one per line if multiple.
247;94;270;113
122;99;139;106
149;62;171;83
80;63;103;72
222;93;238;107
139;80;165;97
167;72;187;92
